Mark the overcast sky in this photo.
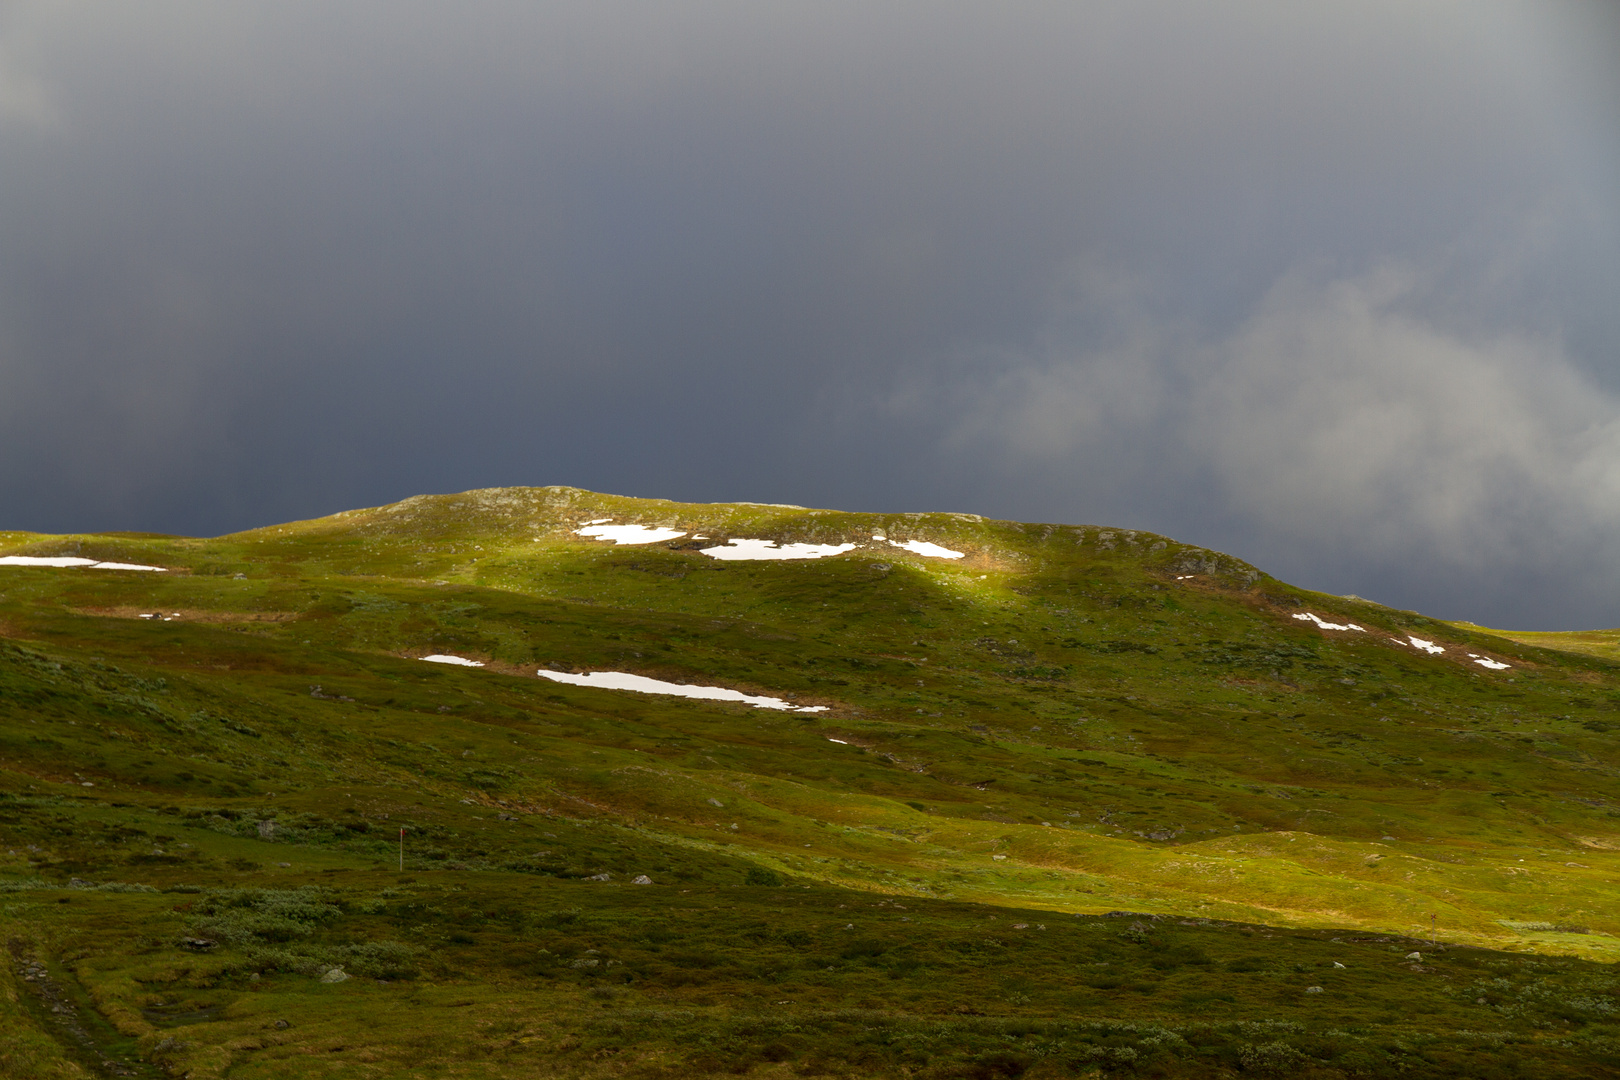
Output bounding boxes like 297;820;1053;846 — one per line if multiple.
2;2;1618;628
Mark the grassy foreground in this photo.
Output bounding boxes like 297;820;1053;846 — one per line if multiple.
1;486;1616;1077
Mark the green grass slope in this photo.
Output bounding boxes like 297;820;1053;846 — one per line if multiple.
1;486;1616;1078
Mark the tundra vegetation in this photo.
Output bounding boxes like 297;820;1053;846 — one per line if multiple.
0;487;1616;1078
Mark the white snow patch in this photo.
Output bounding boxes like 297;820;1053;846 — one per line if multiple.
575;523;686;545
698;538;857;561
871;533;887;541
0;555;97;567
889;539;966;560
1408;636;1445;654
826;737;848;744
1467;653;1511;670
1;555;166;571
1291;612;1364;632
535;669;827;712
421;654;485;667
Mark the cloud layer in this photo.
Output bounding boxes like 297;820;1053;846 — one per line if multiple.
0;2;1615;627
872;261;1620;625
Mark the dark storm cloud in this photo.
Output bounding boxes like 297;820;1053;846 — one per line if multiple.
0;2;1616;627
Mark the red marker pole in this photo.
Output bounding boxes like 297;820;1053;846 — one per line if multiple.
399;827;405;872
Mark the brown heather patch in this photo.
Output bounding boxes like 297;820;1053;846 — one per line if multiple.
74;607;297;624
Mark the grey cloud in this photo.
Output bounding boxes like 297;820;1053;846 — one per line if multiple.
0;2;1615;627
0;53;52;127
1198;269;1615;555
871;259;1620;626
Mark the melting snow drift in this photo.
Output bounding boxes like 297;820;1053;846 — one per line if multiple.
1468;653;1512;670
699;539;857;561
536;669;826;712
1291;612;1364;632
1;555;165;571
575;522;686;545
0;556;96;567
421;654;485;667
571;525;965;562
889;539;965;560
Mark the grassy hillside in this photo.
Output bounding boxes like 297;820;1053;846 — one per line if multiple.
1;486;1616;1077
1480;627;1620;667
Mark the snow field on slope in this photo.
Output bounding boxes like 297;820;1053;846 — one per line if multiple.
574;520;966;561
1291;612;1364;632
420;654;836;704
0;555;166;571
700;535;967;561
536;669;826;712
886;538;965;559
1297;613;1511;669
574;523;687;545
699;539;858;561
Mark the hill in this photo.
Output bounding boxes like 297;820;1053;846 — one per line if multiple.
1;487;1616;1078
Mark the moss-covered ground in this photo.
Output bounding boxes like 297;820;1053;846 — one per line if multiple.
1;486;1616;1076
